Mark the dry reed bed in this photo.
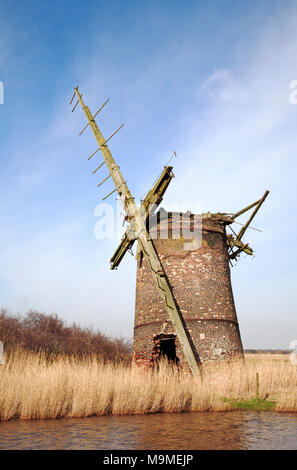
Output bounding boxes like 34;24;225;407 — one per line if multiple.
0;352;296;421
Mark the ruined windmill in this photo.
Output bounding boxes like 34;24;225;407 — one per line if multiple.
70;87;269;374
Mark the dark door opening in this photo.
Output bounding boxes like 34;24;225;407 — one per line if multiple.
160;338;176;361
152;334;179;365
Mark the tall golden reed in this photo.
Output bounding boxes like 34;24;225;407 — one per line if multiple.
0;351;295;421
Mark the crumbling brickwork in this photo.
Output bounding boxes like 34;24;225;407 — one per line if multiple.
133;211;243;368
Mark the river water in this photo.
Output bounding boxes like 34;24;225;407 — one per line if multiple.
0;411;296;450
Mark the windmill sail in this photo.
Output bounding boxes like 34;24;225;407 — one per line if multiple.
71;88;200;374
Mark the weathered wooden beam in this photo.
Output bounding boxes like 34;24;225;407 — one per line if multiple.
233;190;269;220
227;235;253;257
229;242;250;260
110;225;136;269
140;166;174;214
228;190;269;260
232;199;261;219
235;190;269;242
110;166;174;270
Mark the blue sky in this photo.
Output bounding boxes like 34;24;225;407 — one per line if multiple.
0;0;296;348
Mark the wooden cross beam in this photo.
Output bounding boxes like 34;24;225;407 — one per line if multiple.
228;190;269;260
110;166;174;269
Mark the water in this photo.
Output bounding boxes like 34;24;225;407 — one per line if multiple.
0;412;296;450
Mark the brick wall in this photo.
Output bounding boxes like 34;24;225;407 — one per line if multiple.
133;211;244;368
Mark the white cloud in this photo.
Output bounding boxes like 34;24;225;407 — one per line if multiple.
199;69;247;103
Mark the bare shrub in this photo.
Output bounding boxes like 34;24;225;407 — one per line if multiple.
0;309;131;362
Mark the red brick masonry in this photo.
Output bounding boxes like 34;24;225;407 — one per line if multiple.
133;211;244;368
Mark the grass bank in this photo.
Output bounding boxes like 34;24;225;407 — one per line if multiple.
0;352;295;421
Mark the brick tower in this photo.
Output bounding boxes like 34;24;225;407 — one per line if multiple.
133;210;244;367
72;88;269;373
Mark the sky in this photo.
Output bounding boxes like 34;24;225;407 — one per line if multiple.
0;0;296;349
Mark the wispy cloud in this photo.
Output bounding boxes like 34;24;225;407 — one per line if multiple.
199;69;247;103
